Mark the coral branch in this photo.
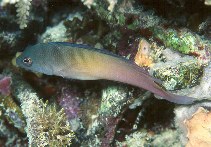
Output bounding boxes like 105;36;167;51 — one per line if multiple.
10;73;75;146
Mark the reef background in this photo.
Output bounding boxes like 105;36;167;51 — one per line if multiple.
0;0;211;146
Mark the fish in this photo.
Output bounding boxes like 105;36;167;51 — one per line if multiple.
16;42;196;104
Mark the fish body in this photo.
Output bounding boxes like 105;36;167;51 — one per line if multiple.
16;42;195;104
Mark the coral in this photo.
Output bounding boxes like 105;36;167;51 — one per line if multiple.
39;21;68;43
117;129;181;147
188;63;211;99
185;107;211;147
134;39;154;67
15;0;32;29
82;0;119;12
0;118;27;146
0;0;19;6
64;11;121;49
0;32;18;49
151;129;181;147
84;115;122;147
99;86;131;117
1;0;211;146
57;87;81;120
174;101;211;145
116;130;152;147
88;85;146;146
106;0;118;12
81;0;95;9
0;31;22;57
0;74;26;145
57;86;85;132
64;11;105;45
0;95;26;133
84;0;161;29
152;27;211;65
101;30;121;49
189;63;211;97
10;73;75;146
152;56;202;90
34;102;75;147
84;85;136;147
173;63;211;100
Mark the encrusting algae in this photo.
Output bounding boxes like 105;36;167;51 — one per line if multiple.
185;107;211;147
134;39;154;67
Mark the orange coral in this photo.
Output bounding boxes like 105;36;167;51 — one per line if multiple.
134;39;153;67
185;107;211;147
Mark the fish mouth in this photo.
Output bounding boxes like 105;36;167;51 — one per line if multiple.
15;52;23;67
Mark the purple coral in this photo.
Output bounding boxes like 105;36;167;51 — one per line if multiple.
57;87;81;120
0;75;11;96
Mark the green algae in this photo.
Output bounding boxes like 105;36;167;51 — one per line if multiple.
152;57;203;90
152;27;210;54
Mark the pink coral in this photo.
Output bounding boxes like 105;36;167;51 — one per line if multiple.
0;75;11;96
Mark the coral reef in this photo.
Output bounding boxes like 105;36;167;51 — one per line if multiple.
9;73;75;146
88;0;161;29
0;0;211;146
151;27;211;68
33;102;75;146
15;0;32;29
99;86;132;117
1;0;33;29
152;56;202;90
39;21;68;43
173;63;211;101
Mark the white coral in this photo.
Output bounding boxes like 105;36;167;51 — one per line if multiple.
0;0;32;29
107;0;118;12
0;0;19;6
15;0;32;29
81;0;95;9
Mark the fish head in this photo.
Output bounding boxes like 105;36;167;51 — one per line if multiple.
16;43;54;75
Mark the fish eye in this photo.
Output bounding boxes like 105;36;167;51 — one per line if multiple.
23;57;32;66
